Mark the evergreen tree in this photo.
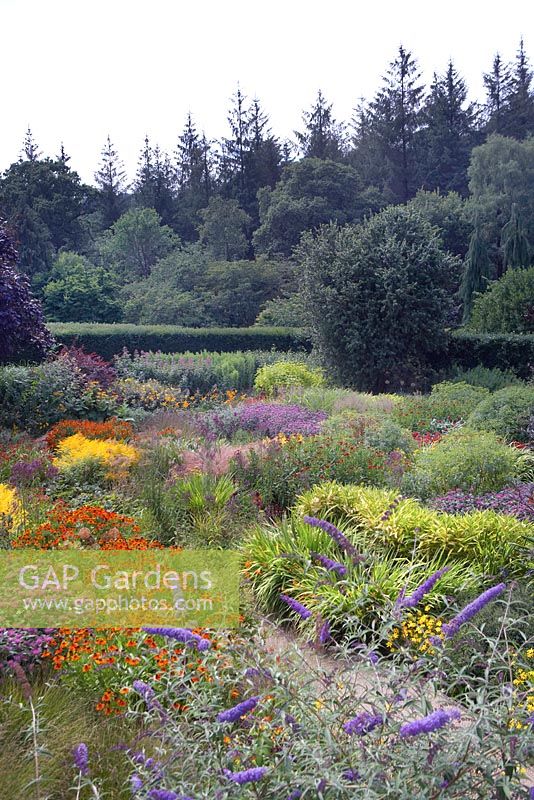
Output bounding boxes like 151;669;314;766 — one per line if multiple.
460;216;492;322
94;135;127;228
174;114;213;240
353;46;425;203
58;143;70;164
418;61;477;195
295;90;345;160
483;54;512;133
151;145;176;225
134;135;156;208
20;127;41;162
501;203;530;268
504;38;534;138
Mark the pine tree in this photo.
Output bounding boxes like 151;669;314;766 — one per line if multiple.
483;54;512;133
20;127;41;162
504;39;534;138
460;217;493;322
94;135;127;228
134;135;156;208
295;90;344;160
502;203;530;268
418;61;477;195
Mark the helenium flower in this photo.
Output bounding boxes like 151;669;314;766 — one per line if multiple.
223;766;268;784
441;584;506;638
399;708;460;737
217;695;260;723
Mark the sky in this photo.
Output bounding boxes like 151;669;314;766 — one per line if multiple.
1;0;533;185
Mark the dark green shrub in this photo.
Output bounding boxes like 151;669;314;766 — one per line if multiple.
466;385;534;442
48;323;311;360
468;266;534;334
428;381;490;418
449;332;534;379
448;365;523;392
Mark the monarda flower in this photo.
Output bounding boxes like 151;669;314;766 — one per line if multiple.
143;627;210;650
396;567;450;609
217;695;260;723
223;767;268;784
311;552;348;576
399;708;460;737
303;516;364;562
72;743;89;775
441;584;506;639
280;594;312;619
343;711;383;736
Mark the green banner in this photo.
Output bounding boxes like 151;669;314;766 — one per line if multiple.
0;550;240;628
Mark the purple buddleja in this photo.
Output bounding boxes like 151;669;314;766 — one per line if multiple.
441;584;506;639
148;792;193;800
343;711;384;736
287;791;303;800
223;767;268;784
318;619;331;645
303;516;364;563
217;696;260;723
131;774;143;792
72;743;89;775
396;567;450;609
143;627;210;651
399;708;461;737
311;552;348;576
132;679;165;716
342;769;361;781
280;594;312;619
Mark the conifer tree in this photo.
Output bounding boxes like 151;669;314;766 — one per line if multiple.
460;216;493;322
94;135;127;228
502;203;530;269
483;54;512;133
20;127;41;162
504;39;534;138
295;90;344;160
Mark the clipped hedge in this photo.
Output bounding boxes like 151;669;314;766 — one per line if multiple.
48;323;312;360
450;331;534;379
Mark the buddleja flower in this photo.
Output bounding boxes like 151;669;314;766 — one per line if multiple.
396;567;450;609
72;743;89;775
311;552;348;576
132;679;165;715
223;767;268;784
217;695;260;723
303;516;364;562
399;708;460;737
344;711;384;736
280;594;312;619
441;584;506;638
130;774;143;792
318;619;331;645
143;627;210;650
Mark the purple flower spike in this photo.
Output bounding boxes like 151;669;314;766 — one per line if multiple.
311;552;348;576
441;584;506;638
143;627;210;651
344;711;383;735
399;708;460;737
280;594;312;619
303;516;364;562
72;743;89;775
318;619;331;645
223;766;268;784
131;774;144;792
217;695;260;723
397;567;450;609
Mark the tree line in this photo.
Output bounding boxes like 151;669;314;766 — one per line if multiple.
1;41;533;328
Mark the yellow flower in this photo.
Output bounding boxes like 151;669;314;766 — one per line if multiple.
0;483;23;531
53;434;139;477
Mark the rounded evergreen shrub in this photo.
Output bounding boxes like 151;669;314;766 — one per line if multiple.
428;381;490;419
468;266;534;334
254;361;324;396
466;385;534;443
448;365;522;392
403;428;519;497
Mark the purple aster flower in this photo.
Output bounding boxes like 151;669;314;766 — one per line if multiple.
223;766;268;784
303;516;364;562
344;711;383;735
72;743;89;775
280;594;312;619
311;552;348;576
217;696;260;723
399;708;461;737
143;627;210;651
441;584;506;638
397;567;450;609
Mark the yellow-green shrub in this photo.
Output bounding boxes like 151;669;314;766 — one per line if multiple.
254;361;324;396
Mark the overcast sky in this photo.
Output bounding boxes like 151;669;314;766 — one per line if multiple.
1;0;533;184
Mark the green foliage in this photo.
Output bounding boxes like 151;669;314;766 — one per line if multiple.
253;361;324;396
405;428;519;497
449;331;534;379
294;481;532;576
468;266;534;333
254;292;307;327
407;190;472;258
253;158;381;257
363;419;415;454
429;381;490;417
48;322;311;360
300;207;460;392
466;385;534;442
43;251;121;322
99;207;178;279
448;365;523;392
198;197;251;260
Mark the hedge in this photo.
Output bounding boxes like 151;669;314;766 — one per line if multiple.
48;323;312;360
450;331;534;380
